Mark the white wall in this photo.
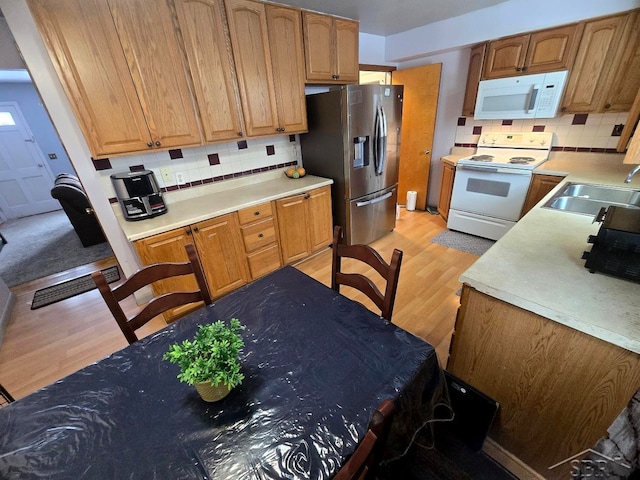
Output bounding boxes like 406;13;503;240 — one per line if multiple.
358;33;390;65
0;18;25;69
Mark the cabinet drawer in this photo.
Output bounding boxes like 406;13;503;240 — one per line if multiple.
247;243;282;279
241;218;277;252
238;202;273;225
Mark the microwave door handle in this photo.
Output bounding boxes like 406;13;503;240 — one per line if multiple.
527;85;540;112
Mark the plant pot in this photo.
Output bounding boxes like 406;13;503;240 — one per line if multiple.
194;380;231;402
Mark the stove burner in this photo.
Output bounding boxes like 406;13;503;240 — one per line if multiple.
509;156;536;164
469;154;494;162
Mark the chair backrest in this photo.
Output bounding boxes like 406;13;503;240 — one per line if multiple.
0;383;15;407
334;399;396;480
331;225;403;321
92;243;212;344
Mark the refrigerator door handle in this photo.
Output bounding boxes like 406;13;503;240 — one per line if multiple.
355;190;394;207
374;106;388;175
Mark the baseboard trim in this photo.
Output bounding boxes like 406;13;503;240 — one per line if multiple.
0;289;16;348
483;437;546;480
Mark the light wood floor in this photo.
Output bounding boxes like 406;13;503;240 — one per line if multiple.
0;210;479;400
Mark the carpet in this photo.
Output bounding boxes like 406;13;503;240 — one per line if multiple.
0;210;113;287
430;231;495;256
31;265;120;310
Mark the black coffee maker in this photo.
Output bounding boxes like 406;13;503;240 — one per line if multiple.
111;170;168;221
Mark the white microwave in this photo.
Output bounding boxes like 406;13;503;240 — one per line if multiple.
474;71;568;120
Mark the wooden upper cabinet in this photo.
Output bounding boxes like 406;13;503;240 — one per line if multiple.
265;5;308;134
598;11;640;113
302;11;359;84
28;0;153;158
483;24;580;79
107;0;201;150
28;0;201;158
224;0;280;137
334;19;359;83
561;13;630;113
172;0;245;143
462;43;486;117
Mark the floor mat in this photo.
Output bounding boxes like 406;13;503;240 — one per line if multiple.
31;266;120;310
429;231;495;256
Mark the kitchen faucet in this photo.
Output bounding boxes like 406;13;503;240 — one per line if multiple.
624;165;640;183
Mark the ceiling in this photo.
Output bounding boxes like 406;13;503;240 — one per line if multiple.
274;0;511;36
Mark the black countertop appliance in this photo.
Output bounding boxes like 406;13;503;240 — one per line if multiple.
582;205;640;282
111;170;167;221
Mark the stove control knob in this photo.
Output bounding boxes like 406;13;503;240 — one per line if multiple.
540;139;547;145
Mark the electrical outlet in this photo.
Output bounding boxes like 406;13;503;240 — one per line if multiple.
175;172;186;185
612;124;625;137
160;167;172;182
48;153;57;159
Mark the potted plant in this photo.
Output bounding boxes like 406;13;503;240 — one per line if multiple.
163;318;245;402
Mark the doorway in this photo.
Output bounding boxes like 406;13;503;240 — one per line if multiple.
392;64;442;211
0;102;60;221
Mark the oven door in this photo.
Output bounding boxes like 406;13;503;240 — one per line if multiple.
449;164;532;221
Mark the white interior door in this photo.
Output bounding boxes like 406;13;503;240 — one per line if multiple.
0;102;60;220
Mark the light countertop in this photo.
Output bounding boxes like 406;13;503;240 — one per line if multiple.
113;171;333;242
457;151;640;354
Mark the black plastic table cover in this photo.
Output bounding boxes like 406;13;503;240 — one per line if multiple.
0;266;441;479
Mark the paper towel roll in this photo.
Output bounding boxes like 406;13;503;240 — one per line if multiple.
406;191;417;211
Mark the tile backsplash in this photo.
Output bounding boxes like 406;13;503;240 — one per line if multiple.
94;135;300;202
455;112;628;152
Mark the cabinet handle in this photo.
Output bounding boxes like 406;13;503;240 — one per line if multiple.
515;67;522;72
254;211;260;216
561;106;567;112
238;131;244;137
332;74;339;80
604;103;611;109
522;66;528;72
155;141;161;147
258;233;264;238
185;227;192;234
304;193;310;199
147;142;153;147
193;226;199;233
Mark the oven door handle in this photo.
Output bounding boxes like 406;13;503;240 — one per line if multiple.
459;164;531;175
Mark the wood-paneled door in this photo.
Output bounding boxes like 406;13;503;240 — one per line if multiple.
392;64;442;211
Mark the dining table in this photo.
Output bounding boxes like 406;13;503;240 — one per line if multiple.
0;266;443;479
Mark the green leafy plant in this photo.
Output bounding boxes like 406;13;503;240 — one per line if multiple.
163;318;245;389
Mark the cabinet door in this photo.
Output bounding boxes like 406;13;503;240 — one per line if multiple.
334;19;359;83
276;193;311;264
28;0;152;158
225;0;280;137
561;14;628;113
134;227;203;321
483;34;529;79
108;0;201;150
173;0;245;143
599;11;640;113
520;174;563;217
265;5;308;134
192;213;250;298
437;162;455;221
524;24;581;74
306;186;333;253
302;12;335;82
462;43;486;117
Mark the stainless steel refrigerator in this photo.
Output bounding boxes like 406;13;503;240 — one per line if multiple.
300;85;403;245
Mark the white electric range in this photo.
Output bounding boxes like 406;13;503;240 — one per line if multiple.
448;132;554;241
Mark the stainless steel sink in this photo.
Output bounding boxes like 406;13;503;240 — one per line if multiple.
543;183;640;215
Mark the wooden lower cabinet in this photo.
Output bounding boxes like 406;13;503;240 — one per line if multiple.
448;286;640;480
134;212;250;322
520;173;564;217
133;187;332;319
437;161;455;222
276;185;333;264
237;201;282;279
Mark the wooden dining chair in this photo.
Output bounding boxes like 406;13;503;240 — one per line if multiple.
92;243;212;344
331;225;403;321
0;383;15;407
334;399;397;480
